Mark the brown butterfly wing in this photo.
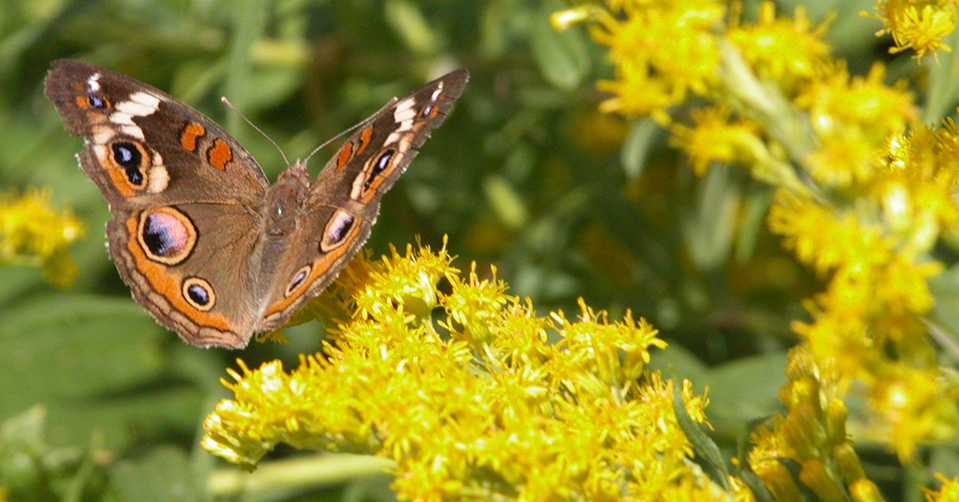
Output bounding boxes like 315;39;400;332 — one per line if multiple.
46;60;269;348
310;69;470;209
44;59;269;210
107;203;263;348
254;70;470;333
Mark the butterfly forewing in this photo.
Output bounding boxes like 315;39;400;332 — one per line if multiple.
45;60;269;209
255;70;470;332
310;69;470;209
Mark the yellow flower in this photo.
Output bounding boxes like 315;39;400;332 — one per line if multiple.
0;188;84;287
727;1;833;92
767;191;890;275
871;0;959;58
868;368;959;461
748;347;879;502
590;0;726;121
796;64;917;186
203;242;723;501
670;105;764;174
924;473;959;502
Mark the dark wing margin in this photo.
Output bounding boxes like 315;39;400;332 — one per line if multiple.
309;69;470;209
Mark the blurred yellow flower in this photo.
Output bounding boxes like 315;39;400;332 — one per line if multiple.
0;188;84;287
728;2;832;92
924;474;959;502
561;0;959;470
796;64;917;186
203;242;726;501
588;0;726;122
670;106;763;175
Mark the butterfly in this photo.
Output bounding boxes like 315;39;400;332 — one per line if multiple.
45;60;468;348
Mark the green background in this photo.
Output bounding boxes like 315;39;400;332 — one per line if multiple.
0;0;953;500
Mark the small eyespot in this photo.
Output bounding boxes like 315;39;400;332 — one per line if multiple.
112;141;147;186
372;150;394;175
182;277;215;311
285;265;311;297
320;210;356;252
89;95;107;109
420;104;433;117
364;150;395;190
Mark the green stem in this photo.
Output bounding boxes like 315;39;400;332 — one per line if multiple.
717;39;826;203
207;453;393;498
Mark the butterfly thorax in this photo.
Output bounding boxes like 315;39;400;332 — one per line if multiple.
263;162;311;237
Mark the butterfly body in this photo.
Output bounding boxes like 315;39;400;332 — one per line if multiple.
45;60;468;349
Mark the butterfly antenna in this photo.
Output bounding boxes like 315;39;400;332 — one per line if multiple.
302;98;397;166
221;97;291;166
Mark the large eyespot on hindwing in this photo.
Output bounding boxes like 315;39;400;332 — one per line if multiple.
285;265;312;297
182;277;216;311
110;140;151;189
320;210;357;253
136;207;198;265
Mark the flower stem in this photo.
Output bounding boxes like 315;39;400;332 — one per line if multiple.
207;454;393;498
717;39;825;202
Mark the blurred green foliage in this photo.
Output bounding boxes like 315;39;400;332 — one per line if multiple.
0;0;947;500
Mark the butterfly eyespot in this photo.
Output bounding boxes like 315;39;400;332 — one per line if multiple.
372;150;394;174
320;210;356;252
111;141;148;187
420;104;433;118
89;95;108;109
285;265;312;297
137;207;197;265
182;277;215;311
363;150;395;190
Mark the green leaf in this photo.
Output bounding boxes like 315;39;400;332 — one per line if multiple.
620;118;660;180
737;468;778;502
682;165;741;272
927;265;959;360
646;343;708;390
704;352;788;424
111;447;198;502
385;0;442;55
671;373;731;489
0;294;207;450
483;175;529;230
531;0;591;90
923;27;959;123
734;185;772;264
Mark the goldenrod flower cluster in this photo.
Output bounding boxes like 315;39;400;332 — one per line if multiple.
748;346;883;502
0;188;83;287
554;0;959;489
203;244;726;501
870;0;959;57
